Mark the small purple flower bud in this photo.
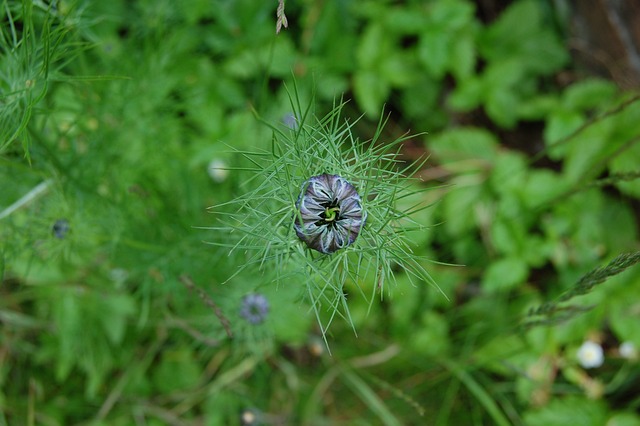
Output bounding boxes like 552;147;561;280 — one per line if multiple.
52;219;70;239
294;174;365;254
240;293;270;325
282;112;298;130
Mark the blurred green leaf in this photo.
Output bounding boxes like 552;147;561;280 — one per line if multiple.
479;0;568;75
341;369;403;426
482;257;529;292
450;34;476;80
357;23;388;69
610;304;640;346
563;79;619;111
523;396;608;426
400;75;442;125
418;29;451;79
153;348;201;393
607;412;640;426
428;127;499;164
564;120;615;184
441;183;486;237
473;334;529;375
609;140;640;198
409;311;450;357
417;0;475;80
490;151;528;196
481;60;527;128
381;52;418;87
3;0;640;423
517;94;560;120
353;70;390;117
448;76;483;111
382;6;427;33
544;109;585;159
522;169;569;209
490;217;527;256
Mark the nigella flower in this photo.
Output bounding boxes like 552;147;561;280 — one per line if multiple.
240;293;270;325
52;219;70;239
294;174;365;254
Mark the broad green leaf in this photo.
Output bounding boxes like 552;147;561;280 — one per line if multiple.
418;29;452;79
353;71;390;117
480;0;543;58
523;396;608;426
610;304;640;347
428;127;499;164
608;95;640;143
517;94;560;120
450;34;476;80
482;60;527;128
609;139;640;198
482;257;529;292
563;79;619;111
563;119;614;183
381;51;417;87
417;0;476;80
441;183;486;237
490;151;528;196
522;169;570;209
448;76;483;111
599;197;638;251
486;89;520;129
357;23;387;68
544;109;585;159
400;75;441;121
490;217;527;256
382;5;427;34
429;0;475;29
479;0;568;75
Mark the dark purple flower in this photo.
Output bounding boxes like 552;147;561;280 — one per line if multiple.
52;219;70;239
240;293;269;325
294;174;365;254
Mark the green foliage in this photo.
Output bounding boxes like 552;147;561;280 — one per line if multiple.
0;1;91;159
2;0;640;424
525;252;640;328
208;92;439;338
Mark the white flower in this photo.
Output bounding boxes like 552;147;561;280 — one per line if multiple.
577;341;604;369
208;159;229;183
619;341;638;360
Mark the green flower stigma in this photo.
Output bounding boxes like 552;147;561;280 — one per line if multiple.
324;207;340;222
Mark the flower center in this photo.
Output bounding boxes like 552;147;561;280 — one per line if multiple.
314;198;341;227
324;206;340;222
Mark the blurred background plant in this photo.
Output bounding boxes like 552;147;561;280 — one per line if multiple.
1;0;639;425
